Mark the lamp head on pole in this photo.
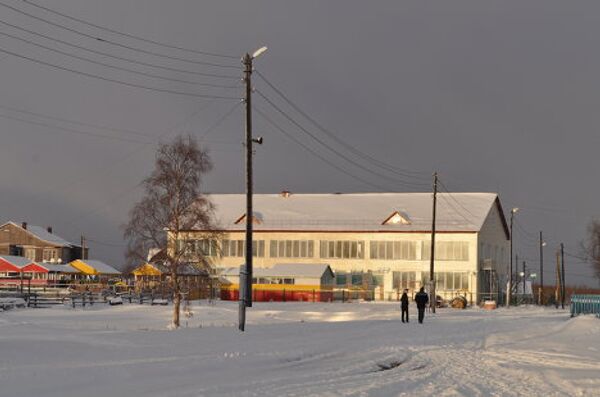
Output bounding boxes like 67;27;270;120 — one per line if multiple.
511;207;520;214
252;46;268;59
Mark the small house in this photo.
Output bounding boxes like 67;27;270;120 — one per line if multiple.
220;263;335;302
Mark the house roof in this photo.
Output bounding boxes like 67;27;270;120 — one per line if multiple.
1;221;78;247
38;263;80;273
132;262;208;276
199;193;507;235
221;263;333;279
70;259;121;275
0;255;34;269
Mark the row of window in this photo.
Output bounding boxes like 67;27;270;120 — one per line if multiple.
252;277;295;285
270;240;314;258
320;240;365;259
176;239;471;262
391;271;469;291
221;240;266;257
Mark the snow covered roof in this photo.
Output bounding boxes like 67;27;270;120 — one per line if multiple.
38;263;80;273
202;193;507;234
0;255;33;268
72;259;121;275
1;221;78;247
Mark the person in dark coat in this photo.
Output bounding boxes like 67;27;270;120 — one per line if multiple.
414;287;429;324
400;289;409;323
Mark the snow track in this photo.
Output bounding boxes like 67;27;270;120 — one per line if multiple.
0;303;598;397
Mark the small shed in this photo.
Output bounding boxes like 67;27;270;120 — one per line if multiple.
130;262;212;299
39;263;81;284
220;263;335;302
69;259;121;280
0;255;48;285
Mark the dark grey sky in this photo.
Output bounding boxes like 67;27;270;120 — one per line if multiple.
1;0;597;286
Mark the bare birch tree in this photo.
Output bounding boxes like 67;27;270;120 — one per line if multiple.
123;136;218;328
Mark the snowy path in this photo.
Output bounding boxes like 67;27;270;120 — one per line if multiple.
0;302;598;396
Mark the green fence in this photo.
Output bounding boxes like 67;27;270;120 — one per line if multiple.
570;295;600;317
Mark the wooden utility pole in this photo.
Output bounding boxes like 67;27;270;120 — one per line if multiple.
238;46;267;332
560;243;566;309
80;235;86;260
555;249;561;309
238;51;254;332
539;231;544;305
429;172;438;313
522;260;527;295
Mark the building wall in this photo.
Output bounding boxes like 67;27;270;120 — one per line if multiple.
0;223;81;263
179;229;482;300
477;202;510;296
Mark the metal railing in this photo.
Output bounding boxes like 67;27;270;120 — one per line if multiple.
570;295;600;317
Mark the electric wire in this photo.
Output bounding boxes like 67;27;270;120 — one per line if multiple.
20;0;239;60
256;90;429;190
0;1;239;68
0;46;240;99
255;69;431;180
0;18;239;79
0;111;155;144
255;106;388;192
0;29;239;88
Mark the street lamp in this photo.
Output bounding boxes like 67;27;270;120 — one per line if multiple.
239;46;267;332
539;234;546;305
507;207;519;306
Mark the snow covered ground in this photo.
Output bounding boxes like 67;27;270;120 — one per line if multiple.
0;301;599;397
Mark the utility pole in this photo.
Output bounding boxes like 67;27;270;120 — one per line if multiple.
507;208;518;307
560;243;566;309
555;249;561;309
238;46;267;332
539;231;544;305
243;51;254;312
80;235;86;260
522;261;526;295
429;172;438;313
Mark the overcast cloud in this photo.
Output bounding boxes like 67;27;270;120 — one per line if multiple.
1;0;597;286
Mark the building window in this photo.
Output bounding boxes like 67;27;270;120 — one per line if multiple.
319;241;364;259
43;249;58;262
176;239;218;257
24;248;36;261
370;241;417;260
222;240;265;257
252;276;295;285
421;271;469;291
269;240;314;258
422;241;469;261
392;271;417;290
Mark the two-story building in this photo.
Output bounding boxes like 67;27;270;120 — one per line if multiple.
0;221;86;263
175;192;509;303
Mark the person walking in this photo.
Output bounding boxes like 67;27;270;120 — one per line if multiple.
400;289;409;323
415;287;429;324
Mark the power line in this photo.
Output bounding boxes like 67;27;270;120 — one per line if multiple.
0;46;240;99
255;69;430;180
0;111;154;143
256;90;429;190
197;101;242;141
255;106;388;192
0;18;239;79
0;103;158;139
0;29;239;88
437;178;479;220
20;0;238;60
0;1;239;68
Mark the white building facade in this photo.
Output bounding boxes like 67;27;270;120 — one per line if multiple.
178;192;510;303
